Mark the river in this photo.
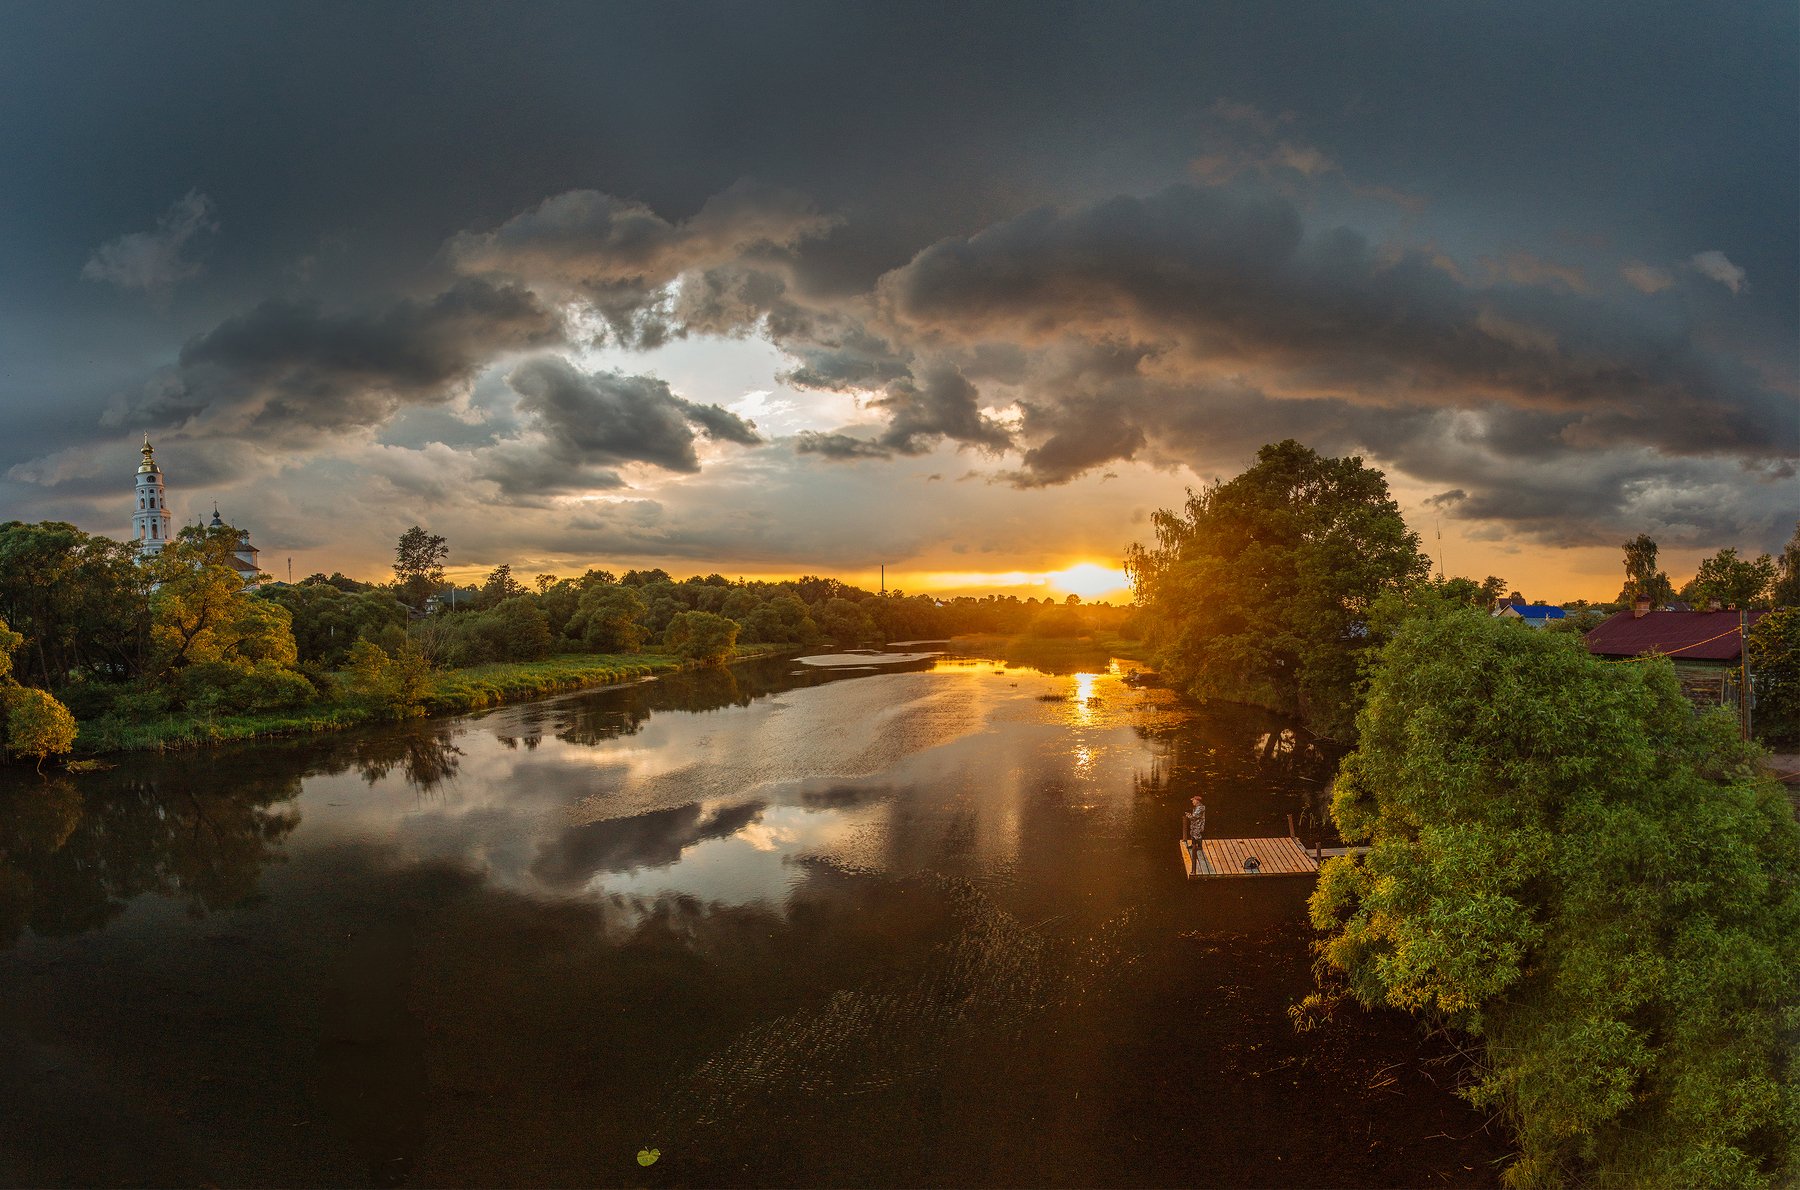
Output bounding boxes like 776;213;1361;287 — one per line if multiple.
0;650;1506;1187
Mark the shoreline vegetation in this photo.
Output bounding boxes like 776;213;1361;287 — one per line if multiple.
70;632;1152;757
72;646;787;756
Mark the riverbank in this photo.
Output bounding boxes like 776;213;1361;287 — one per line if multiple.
67;645;787;756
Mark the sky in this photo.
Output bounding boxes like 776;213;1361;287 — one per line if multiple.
2;1;1795;602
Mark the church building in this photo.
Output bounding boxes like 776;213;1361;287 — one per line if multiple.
132;436;265;583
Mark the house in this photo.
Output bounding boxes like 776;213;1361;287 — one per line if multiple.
1494;603;1566;628
1585;606;1767;716
1584;607;1766;664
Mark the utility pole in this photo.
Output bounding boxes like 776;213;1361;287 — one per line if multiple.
287;556;293;584
1741;609;1752;741
880;564;885;595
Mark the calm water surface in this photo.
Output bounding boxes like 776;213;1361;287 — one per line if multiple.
0;653;1505;1187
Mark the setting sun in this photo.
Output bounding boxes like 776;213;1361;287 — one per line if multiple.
1047;562;1132;601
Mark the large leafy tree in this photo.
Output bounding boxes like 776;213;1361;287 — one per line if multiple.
147;526;296;679
1689;547;1776;609
1311;605;1799;1187
0;521;150;687
1125;440;1429;737
393;526;448;608
1618;532;1676;605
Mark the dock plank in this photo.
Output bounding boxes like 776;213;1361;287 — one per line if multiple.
1183;835;1321;879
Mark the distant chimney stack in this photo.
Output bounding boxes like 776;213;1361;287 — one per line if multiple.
1633;595;1652;618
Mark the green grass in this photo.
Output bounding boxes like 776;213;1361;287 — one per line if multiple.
419;652;689;713
70;645;785;756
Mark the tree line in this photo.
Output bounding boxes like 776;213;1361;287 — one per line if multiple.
0;517;1126;767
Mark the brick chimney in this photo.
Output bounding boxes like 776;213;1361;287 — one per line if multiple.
1633;595;1652;618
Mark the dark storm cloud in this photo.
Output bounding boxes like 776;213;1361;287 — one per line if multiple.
109;279;563;442
447;180;835;347
495;356;763;494
874;185;1793;471
868;364;1011;456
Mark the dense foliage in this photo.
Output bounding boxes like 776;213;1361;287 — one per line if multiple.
1310;605;1799;1188
0;616;78;770
1684;547;1777;609
1746;607;1800;748
1125;440;1430;738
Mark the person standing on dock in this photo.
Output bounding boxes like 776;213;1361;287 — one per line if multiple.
1185;795;1207;855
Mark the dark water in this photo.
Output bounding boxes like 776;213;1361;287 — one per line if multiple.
0;654;1505;1187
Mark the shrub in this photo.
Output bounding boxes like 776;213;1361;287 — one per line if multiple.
5;686;78;771
662;611;739;665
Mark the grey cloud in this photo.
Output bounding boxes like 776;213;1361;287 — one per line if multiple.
868;363;1011;455
499;357;763;494
676;397;763;446
876;185;1794;475
1005;398;1147;487
111;279;563;442
447;180;836;347
792;430;892;460
81;190;217;295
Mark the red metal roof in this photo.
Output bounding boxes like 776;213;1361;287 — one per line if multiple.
1584;609;1767;662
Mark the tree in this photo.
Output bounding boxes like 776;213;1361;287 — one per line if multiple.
339;638;432;716
0;521;151;687
393;526;448;608
1769;522;1800;607
817;597;878;647
477;563;524;607
1617;532;1676;605
1125;440;1430;738
1309;605;1800;1187
147;527;297;678
1478;575;1508;606
1747;607;1800;748
4;687;78;772
662;611;738;665
564;585;648;653
1689;547;1776;609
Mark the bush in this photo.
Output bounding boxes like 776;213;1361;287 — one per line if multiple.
4;686;78;770
662;611;739;665
229;661;319;712
338;639;433;716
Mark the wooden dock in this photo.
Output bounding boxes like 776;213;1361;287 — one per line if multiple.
1181;835;1320;879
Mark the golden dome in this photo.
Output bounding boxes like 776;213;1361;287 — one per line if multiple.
137;435;157;475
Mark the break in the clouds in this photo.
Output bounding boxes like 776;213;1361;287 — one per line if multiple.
81;191;218;296
1;2;1794;589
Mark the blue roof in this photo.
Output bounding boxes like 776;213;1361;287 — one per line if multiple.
1509;604;1566;620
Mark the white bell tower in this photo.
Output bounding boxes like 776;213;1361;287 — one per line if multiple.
133;436;172;556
